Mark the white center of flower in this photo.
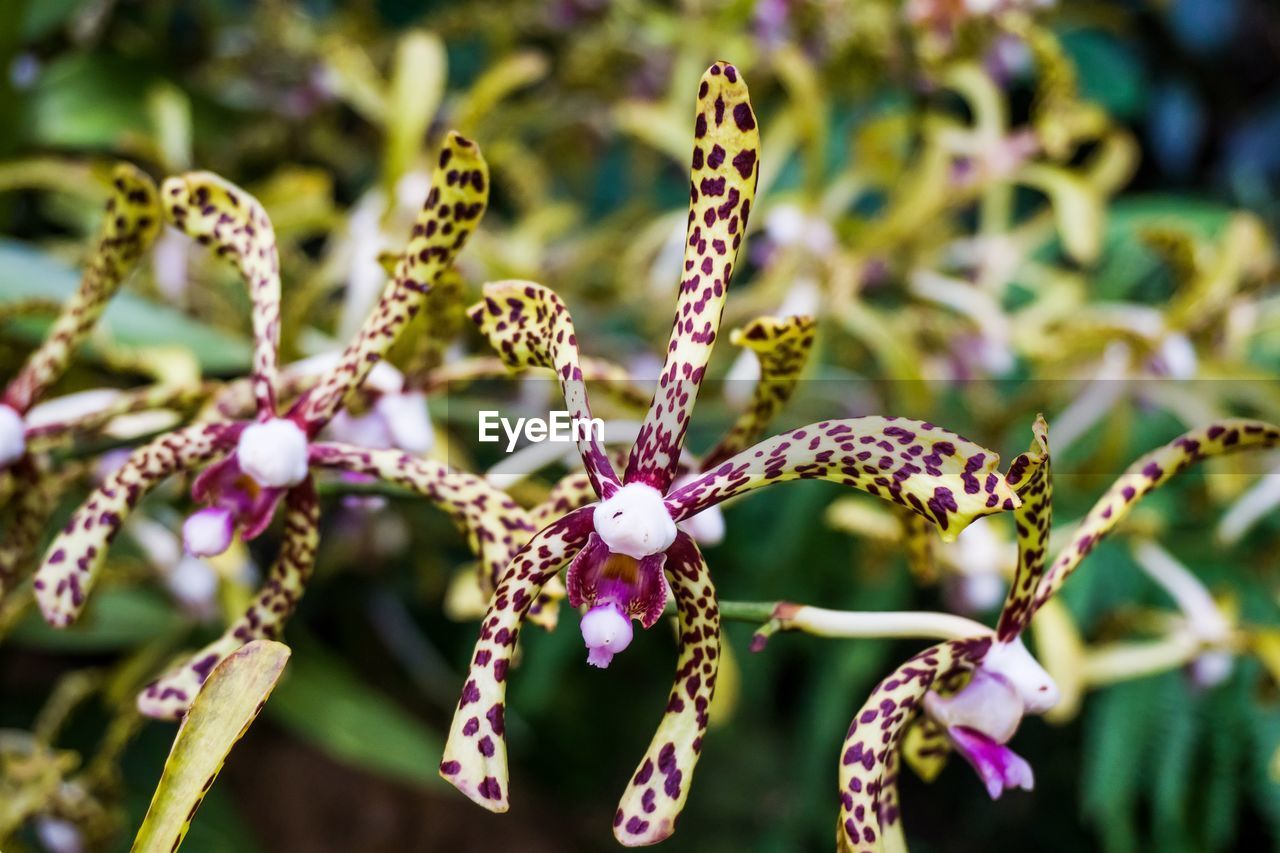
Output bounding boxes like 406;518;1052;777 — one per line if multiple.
0;404;26;467
982;637;1060;715
237;418;309;488
925;668;1024;744
593;482;677;560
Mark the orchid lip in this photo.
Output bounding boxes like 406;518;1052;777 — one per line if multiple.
183;506;235;557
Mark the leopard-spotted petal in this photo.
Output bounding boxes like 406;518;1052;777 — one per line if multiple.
667;418;1019;543
3;164;161;413
33;423;233;627
702;314;817;469
295;132;488;431
468;280;622;499
995;416;1052;642
162;172;282;416
310;442;537;596
1032;419;1280;613
439;506;596;811
837;638;991;853
529;469;598;529
624;61;761;493
138;478;318;720
613;533;719;846
0;458;59;596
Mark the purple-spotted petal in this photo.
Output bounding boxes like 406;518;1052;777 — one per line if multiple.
1033;419;1280;613
309;441;538;598
3;164;161;413
701;314;817;469
668;417;1019;543
624;61;761;493
837;637;991;852
947;726;1035;800
0;457;60;596
33;423;233;627
995;416;1052;642
139;478;319;720
613;533;719;846
467;281;621;499
439;507;596;811
295;133;488;432
162;172;283;416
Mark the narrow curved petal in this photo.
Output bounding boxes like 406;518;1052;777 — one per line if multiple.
24;381;211;447
701;314;817;469
439;506;596;811
613;533;719;846
468;281;621;498
995;416;1052;642
0;459;59;595
1032;419;1280;613
295;133;488;431
404;266;466;380
529;469;598;529
33;423;232;627
138;479;319;720
162;171;282;416
4;164;161;413
310;441;537;596
837;638;991;852
625;61;761;492
667;418;1019;543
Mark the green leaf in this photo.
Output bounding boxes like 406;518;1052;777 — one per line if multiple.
0;239;252;373
132;639;291;853
9;586;182;651
265;640;445;788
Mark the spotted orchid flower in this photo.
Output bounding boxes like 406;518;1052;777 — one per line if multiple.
836;416;1280;852
30;133;522;720
438;62;1019;847
0;165;163;594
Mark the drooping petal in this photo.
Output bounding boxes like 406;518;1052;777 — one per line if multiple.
624;61;761;493
138;478;319;720
667;418;1019;543
995;416;1052;642
837;637;991;853
701;314;817;469
294;133;488;431
613;533;719;846
23;381;210;448
468;281;621;499
3;164;161;413
33;423;233;627
439;506;596;811
162;172;282;416
309;441;538;597
1032;419;1280;613
404;265;466;380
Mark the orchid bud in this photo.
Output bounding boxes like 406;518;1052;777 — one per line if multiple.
0;403;26;466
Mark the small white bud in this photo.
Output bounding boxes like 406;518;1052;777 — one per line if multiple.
581;603;634;668
0;404;26;467
183;507;235;558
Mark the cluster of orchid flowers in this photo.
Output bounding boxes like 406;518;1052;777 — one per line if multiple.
1;54;1278;853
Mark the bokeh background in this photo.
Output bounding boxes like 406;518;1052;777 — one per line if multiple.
2;1;1280;851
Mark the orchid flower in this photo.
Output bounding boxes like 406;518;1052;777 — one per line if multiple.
30;133;534;721
438;61;1020;847
0;165;164;594
836;416;1280;852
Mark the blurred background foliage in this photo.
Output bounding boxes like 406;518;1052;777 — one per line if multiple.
0;0;1279;851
